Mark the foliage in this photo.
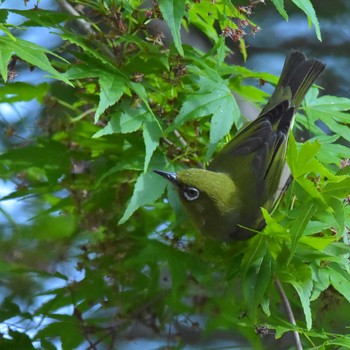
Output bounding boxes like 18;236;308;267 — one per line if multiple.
0;0;349;349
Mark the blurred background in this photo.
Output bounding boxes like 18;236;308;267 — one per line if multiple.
0;0;349;349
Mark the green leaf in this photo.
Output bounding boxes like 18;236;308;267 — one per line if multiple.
215;36;226;67
294;140;321;178
187;2;218;42
0;82;48;103
0;139;70;177
286;132;298;174
292;0;322;41
4;329;35;350
243;251;272;322
300;236;335;251
0;298;21;322
0;46;12;82
9;9;70;28
31;215;77;240
304;95;350;141
284;263;313;330
119;171;167;224
93;102;161;171
173;75;240;151
158;0;186;56
241;234;267;270
308;95;350;113
133;240;206;292
311;265;330;301
270;0;288;20
325;335;350;347
95;149;146;188
143;114;162;172
288;202;317;264
95;73;126;123
261;208;289;239
0;9;9;22
325;196;345;234
35;318;83;350
167;248;206;291
59;31;114;68
323;177;350;198
328;264;350;303
0;36;71;85
295;176;324;202
93;102;147;137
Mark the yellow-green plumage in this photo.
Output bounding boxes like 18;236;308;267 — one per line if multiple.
155;51;325;241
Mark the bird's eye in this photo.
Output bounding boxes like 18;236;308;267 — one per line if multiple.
183;187;200;201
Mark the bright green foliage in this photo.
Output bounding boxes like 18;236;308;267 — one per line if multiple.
0;1;349;350
271;0;321;41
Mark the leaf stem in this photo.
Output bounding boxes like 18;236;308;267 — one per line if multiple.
275;278;303;350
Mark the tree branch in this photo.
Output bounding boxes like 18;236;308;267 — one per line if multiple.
275;278;303;350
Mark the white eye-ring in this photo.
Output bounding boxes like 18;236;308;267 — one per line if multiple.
183;187;200;201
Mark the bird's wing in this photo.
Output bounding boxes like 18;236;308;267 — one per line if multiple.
208;100;293;187
209;50;325;205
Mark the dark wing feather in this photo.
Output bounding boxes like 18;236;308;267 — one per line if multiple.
208;50;325;238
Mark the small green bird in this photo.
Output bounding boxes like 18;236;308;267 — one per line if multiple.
154;51;325;241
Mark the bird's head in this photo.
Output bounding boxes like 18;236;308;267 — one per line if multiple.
154;168;240;240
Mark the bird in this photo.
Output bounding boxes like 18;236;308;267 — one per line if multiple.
154;51;325;241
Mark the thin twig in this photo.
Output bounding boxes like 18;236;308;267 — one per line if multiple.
275;278;303;350
57;0;93;35
174;129;188;147
57;0;116;61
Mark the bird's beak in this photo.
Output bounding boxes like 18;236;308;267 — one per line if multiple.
153;170;177;184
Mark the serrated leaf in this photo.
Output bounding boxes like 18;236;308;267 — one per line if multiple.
328;264;350;303
9;9;70;28
241;234;267;270
288;263;313;330
261;208;289;238
158;0;186;56
59;31;113;68
323;177;350;198
292;0;321;41
295;176;324;202
0;36;71;85
300;236;335;251
288;202;316;263
311;265;330;301
243;251;272;322
326;336;350;347
308;95;350;112
209;97;236;144
0;9;9;22
173;76;240;152
215;36;226;66
95;73;125;123
119;171;166;224
187;3;218;42
325;196;345;235
143;114;162;172
93;102;145;138
294;140;321;178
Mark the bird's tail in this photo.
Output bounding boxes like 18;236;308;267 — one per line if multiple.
261;50;325;115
